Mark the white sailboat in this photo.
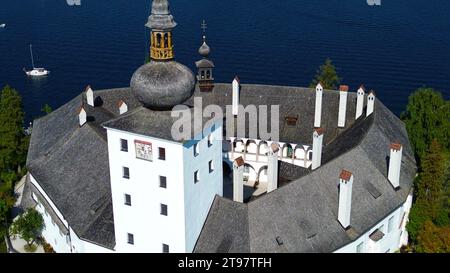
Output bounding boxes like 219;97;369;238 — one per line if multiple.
0;24;6;28
24;44;50;77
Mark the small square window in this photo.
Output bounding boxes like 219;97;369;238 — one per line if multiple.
161;204;168;216
158;147;166;160
124;194;131;206
160;176;167;188
120;139;128;152
285;116;298;126
209;160;214;173
123;167;130;179
194;170;200;183
127;233;134;245
162;244;169;253
388;216;395;233
194;143;200;157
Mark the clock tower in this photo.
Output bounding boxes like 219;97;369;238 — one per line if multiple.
105;0;223;253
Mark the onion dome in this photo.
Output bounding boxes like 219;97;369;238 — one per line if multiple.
131;61;195;110
198;36;211;57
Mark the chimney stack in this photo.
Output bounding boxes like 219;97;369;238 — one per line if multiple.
78;107;87;127
233;157;245;203
314;83;323;128
338;170;354;229
311;128;324;170
366;91;375;117
85;85;94;107
267;143;280;193
118;100;128;115
355;86;365;120
388;143;403;189
232;77;240;116
338;85;349;128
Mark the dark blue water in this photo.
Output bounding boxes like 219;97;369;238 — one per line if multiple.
0;0;449;122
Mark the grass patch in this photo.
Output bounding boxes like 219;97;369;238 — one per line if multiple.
23;244;37;253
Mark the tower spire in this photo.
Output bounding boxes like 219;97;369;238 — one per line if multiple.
146;0;176;61
195;20;215;92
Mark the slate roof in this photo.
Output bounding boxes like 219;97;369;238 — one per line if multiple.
194;98;417;253
26;87;140;250
26;82;416;252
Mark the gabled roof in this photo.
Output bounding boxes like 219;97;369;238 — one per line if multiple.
26;88;141;249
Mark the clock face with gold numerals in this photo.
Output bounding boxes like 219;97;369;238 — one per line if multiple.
135;140;153;161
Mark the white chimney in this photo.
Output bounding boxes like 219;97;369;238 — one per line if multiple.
233;157;244;203
78;107;87;127
388;143;402;189
311;128;324;170
118;100;128;115
355;86;365;120
267;143;280;193
232;76;240;116
85;85;94;107
338;170;353;229
314;83;323;128
338;85;349;128
366;91;375;117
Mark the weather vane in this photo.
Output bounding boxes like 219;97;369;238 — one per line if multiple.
201;20;207;34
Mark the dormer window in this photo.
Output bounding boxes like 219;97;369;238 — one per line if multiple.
285;116;298;127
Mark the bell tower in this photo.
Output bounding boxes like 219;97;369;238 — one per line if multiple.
146;0;177;61
195;20;215;92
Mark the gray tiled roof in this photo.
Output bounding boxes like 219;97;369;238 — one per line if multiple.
194;99;416;253
26;83;416;252
26;88;141;250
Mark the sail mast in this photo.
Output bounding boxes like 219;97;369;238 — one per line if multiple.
30;44;35;69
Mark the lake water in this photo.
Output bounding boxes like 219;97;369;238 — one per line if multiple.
0;0;449;122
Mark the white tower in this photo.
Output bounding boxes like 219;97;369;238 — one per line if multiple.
338;85;349;128
338;170;354;229
314;83;323;128
355;86;365;119
312;128;324;170
366;91;375;117
232;77;240;116
388;143;403;189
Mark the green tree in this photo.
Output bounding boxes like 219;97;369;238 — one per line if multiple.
407;200;430;243
416;140;447;219
401;88;450;163
0;85;27;174
310;58;341;90
10;208;44;248
416;221;450;253
41;104;52;115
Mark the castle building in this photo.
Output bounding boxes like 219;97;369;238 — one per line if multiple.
22;0;416;253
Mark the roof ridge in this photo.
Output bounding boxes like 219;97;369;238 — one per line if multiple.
101;106;145;128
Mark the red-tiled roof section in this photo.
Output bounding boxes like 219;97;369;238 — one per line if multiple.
339;85;349;92
270;143;280;153
235;156;244;167
340;170;353;181
314;128;324;135
390;143;402;151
